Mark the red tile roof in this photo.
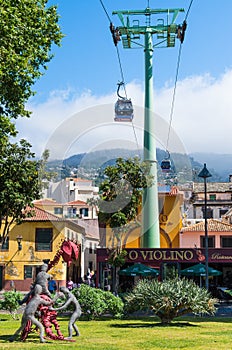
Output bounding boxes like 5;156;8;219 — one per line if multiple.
169;186;179;196
23;206;62;222
66;177;91;183
66;200;87;206
33;199;62;206
181;219;232;232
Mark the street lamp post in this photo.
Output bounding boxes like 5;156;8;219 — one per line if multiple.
198;163;212;290
16;235;23;251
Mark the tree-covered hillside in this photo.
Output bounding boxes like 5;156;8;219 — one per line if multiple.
46;148;225;183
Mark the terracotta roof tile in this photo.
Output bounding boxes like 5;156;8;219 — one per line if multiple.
181;219;232;232
23;206;62;222
66;177;91;183
66;200;87;206
33;199;62;206
169;186;179;196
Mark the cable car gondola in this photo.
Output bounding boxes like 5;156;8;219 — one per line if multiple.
114;82;134;122
161;152;171;172
161;159;171;172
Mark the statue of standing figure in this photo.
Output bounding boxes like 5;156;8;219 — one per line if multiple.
18;263;52;307
9;284;53;343
50;286;82;340
34;263;52;298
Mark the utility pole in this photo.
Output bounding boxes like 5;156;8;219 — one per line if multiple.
112;5;186;248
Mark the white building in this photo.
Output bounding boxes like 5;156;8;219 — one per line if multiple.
45;177;99;206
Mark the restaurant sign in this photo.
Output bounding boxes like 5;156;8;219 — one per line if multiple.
97;248;232;264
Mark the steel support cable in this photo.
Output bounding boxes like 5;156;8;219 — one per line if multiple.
165;0;195;153
99;0;127;92
99;0;141;156
99;0;111;22
185;0;194;20
165;43;182;153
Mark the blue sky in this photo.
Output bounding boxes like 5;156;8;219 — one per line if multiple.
16;0;232;159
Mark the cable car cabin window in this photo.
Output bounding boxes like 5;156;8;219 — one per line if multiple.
114;99;134;122
161;160;171;172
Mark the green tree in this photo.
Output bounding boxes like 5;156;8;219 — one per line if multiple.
0;139;41;244
98;157;153;292
86;197;98;219
37;149;57;192
0;0;63;139
99;157;152;248
124;278;217;324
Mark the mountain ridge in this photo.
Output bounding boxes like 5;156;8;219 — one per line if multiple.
47;148;232;182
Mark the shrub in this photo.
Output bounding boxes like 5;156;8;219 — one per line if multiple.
124;278;217;324
1;290;23;319
102;290;124;318
72;284;124;320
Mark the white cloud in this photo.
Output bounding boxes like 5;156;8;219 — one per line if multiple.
155;70;232;154
16;69;232;158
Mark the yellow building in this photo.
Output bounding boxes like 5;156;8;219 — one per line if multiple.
0;206;85;292
103;186;183;250
97;186;184;290
159;187;183;248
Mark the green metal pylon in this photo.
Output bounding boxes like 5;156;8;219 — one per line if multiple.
112;5;186;248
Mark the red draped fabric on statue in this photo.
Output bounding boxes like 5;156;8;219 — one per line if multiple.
48;240;80;270
60;240;80;267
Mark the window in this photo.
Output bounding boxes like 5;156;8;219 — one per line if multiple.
54;207;63;215
80;208;89;217
202;207;213;218
67;207;76;218
220;209;228;217
200;236;215;248
89;242;93;254
1;236;9;250
209;194;216;201
221;236;232;248
24;266;33;279
35;228;53;251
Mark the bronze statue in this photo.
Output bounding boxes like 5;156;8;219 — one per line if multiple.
9;284;53;343
10;241;81;342
34;263;52;297
51;286;82;340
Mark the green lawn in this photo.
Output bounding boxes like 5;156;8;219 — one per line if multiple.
0;314;232;350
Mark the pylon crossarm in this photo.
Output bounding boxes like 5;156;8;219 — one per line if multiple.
112;8;185;17
119;24;177;35
112;7;185;49
170;9;184;24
